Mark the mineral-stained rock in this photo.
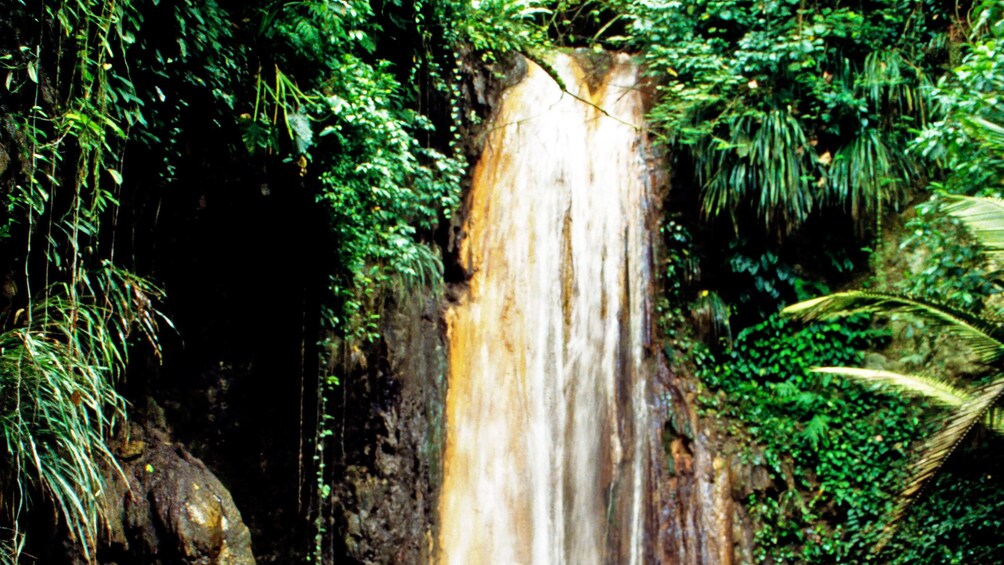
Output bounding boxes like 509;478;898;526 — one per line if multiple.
657;360;762;565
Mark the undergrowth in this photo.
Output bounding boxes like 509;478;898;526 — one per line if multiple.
697;314;926;562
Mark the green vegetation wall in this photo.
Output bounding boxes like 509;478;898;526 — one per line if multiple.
647;0;1004;562
0;0;493;560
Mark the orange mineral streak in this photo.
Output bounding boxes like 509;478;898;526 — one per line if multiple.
439;53;653;565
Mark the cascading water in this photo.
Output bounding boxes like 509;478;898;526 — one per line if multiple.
438;53;655;564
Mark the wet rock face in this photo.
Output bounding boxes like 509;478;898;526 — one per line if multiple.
328;292;447;564
655;362;762;565
99;422;255;564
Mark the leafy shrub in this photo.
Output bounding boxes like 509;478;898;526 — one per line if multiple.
699;314;925;562
625;0;945;234
911;9;1004;198
886;439;1004;564
896;200;999;312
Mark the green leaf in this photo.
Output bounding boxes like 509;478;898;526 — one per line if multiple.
811;367;970;407
784;291;1004;365
943;195;1004;260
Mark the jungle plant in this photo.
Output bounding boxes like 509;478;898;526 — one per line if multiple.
696;312;920;561
912;3;1004;198
627;0;943;235
783;195;1004;549
896;199;999;312
0;264;168;559
0;0;172;558
247;0;553;560
698;108;818;232
779;8;1004;546
883;439;1004;563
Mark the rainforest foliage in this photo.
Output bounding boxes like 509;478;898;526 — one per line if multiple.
2;0;1004;561
631;0;949;233
0;0;482;559
650;0;1004;562
698;314;924;561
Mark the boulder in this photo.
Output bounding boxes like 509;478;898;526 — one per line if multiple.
96;422;255;564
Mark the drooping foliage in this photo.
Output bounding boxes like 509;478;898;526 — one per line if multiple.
0;1;175;557
0;0;571;559
626;0;944;234
0;0;481;558
3;0;1004;561
0;265;167;558
771;5;1004;544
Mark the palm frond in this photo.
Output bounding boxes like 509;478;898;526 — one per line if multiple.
813;366;1004;433
811;367;969;406
875;375;1004;550
942;195;1004;260
783;291;1004;365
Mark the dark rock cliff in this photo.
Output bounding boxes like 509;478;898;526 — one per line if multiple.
328;292;448;563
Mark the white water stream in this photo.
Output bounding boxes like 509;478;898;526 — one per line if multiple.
438;52;653;564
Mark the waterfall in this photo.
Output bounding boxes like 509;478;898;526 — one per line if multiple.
438;52;654;564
